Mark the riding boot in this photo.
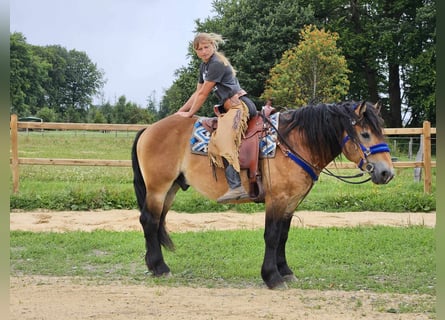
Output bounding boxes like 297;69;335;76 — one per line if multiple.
217;162;249;203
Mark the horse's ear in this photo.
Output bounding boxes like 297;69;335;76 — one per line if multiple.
373;100;382;114
355;101;367;117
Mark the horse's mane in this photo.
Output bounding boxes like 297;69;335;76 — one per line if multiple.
278;101;385;166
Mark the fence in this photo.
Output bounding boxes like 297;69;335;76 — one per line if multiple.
10;114;436;194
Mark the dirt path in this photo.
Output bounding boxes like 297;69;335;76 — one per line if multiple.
9;209;436;233
10;210;436;319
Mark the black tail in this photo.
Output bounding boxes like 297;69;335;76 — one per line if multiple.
132;128;147;211
132;128;175;251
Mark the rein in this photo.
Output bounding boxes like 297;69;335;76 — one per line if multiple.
321;167;371;184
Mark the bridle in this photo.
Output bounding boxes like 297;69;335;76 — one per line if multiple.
261;109;391;185
340;132;391;174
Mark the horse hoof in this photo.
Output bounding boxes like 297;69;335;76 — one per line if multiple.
154;271;172;278
144;271;172;278
282;274;298;283
273;282;288;290
269;281;288;290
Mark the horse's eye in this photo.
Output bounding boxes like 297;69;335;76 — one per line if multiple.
361;132;370;140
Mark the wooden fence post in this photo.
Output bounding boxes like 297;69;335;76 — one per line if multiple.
10;114;19;194
423;121;432;194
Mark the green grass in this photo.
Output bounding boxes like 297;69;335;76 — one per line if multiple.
10;131;436;212
10;226;435;295
16;130;135;159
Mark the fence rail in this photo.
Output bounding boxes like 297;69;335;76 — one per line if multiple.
10;114;436;194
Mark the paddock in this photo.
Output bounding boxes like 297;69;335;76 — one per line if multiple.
10;209;436;319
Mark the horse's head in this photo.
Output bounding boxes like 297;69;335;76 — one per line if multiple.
341;101;394;184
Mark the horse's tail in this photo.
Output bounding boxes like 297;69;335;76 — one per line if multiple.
131;128;147;211
131;128;175;251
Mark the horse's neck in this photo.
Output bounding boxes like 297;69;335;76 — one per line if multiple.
285;131;340;171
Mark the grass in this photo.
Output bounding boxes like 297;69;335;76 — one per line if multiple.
10;226;435;295
10;131;436;212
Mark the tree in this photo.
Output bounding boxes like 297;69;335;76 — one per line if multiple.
398;0;436;127
112;95;152;124
197;0;315;104
161;0;315;117
87;106;106;124
32;45;69;112
63;50;105;112
10;33;106;122
146;90;161;122
301;0;436;127
98;102;115;123
36;106;56;122
261;25;350;107
10;32;49;116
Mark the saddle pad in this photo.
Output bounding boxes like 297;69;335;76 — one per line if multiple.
259;112;279;158
190;113;280;158
190;120;211;155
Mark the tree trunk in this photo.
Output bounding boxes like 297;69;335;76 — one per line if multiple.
364;66;380;103
388;62;402;127
350;0;379;103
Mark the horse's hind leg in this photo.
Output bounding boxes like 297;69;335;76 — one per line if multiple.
140;184;179;276
140;201;170;276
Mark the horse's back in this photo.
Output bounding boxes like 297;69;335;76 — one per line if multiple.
138;115;195;145
136;115;196;190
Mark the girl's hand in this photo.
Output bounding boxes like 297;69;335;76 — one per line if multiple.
175;111;193;118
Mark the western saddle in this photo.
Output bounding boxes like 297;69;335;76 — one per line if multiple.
200;105;276;203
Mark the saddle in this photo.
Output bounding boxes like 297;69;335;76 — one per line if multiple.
201;105;276;203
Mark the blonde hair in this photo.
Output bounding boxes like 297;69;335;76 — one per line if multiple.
193;32;236;76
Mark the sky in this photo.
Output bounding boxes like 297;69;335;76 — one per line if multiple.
9;0;215;107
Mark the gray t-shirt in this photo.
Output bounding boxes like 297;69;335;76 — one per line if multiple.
198;54;242;104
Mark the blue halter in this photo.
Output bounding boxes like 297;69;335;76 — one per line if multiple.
341;135;391;172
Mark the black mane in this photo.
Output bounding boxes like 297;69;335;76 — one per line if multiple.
278;101;385;166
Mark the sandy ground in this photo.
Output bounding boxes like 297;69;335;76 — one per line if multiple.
9;209;436;233
10;210;436;319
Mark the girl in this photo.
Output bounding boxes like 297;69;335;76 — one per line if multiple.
175;32;257;202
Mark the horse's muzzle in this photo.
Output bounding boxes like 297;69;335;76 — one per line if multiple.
370;162;395;184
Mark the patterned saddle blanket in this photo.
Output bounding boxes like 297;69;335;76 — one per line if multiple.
190;112;279;158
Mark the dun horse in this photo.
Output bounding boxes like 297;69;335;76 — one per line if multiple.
131;100;394;289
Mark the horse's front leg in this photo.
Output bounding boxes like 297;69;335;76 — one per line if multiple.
139;204;171;276
277;215;297;282
261;215;287;289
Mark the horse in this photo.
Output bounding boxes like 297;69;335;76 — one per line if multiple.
131;100;394;289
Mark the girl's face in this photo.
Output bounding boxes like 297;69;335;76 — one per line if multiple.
195;41;215;63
